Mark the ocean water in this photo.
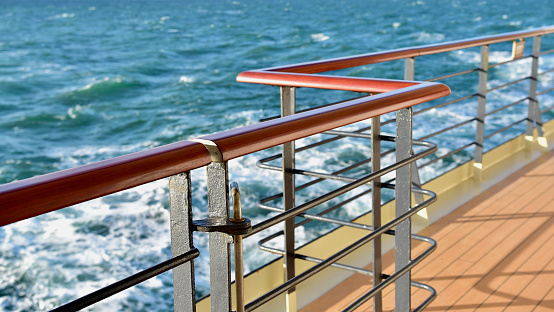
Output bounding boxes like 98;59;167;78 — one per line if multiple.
1;0;553;310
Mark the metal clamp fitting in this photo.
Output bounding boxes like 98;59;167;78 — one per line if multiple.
190;138;223;162
192;181;252;235
192;217;251;235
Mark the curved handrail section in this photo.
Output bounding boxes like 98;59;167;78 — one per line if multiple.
6;26;553;227
238;26;554;75
0;81;449;227
236;71;419;93
199;82;449;160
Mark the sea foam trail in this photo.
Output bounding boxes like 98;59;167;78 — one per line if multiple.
0;0;553;310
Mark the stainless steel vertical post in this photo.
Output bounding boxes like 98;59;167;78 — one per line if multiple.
281;86;297;312
169;172;196;312
404;57;424;204
474;45;489;179
207;161;232;312
527;36;547;150
395;107;413;312
371;116;382;312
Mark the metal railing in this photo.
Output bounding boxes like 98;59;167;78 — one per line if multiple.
0;71;448;311
237;26;554;183
236;26;554;311
1;25;553;312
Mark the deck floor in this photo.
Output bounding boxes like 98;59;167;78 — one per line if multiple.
301;149;554;311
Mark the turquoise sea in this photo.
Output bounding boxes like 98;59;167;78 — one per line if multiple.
1;0;553;310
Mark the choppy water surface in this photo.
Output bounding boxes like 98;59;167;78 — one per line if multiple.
1;0;553;310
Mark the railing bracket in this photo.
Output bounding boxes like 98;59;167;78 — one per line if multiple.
193;217;251;235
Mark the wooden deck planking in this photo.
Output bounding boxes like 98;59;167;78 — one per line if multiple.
300;150;554;311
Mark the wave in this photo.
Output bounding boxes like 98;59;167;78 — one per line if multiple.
1;0;553;310
58;76;146;103
47;13;75;20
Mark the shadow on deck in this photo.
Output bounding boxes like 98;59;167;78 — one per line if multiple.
301;149;554;312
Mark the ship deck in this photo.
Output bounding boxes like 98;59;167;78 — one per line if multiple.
301;149;554;312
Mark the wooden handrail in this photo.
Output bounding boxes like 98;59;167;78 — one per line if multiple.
200;82;449;160
0;80;449;227
236;72;419;93
0;141;212;226
238;26;554;75
7;27;551;226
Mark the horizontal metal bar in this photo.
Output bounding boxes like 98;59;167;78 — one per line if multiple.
413;93;479;117
259;233;379;276
488;55;531;68
323;129;373;139
258;188;434;245
258;137;429;179
295;189;373;228
259;96;366;122
258;180;424;233
538;67;554;77
51;248;200;312
487;76;529;92
261;157;432;203
294;253;376;276
485;96;529;117
537;86;554;96
256;134;396;204
412;280;437;312
260;187;372;218
247;142;437;238
541;101;554;113
257;128;394;169
261;231;435;259
342;234;437;311
259;233;437;312
257;125;375;165
426;68;479;82
484;118;527;140
381;117;397;127
257;155;374;204
292;251;437;312
256;141;427;205
259;228;435;277
418;142;475;169
290;167;371;186
540;48;554;55
245;194;436;311
418;118;476;141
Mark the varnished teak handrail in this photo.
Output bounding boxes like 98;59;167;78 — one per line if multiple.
7;25;553;227
1;25;553;312
0;81;448;227
4;27;554;227
242;26;554;75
